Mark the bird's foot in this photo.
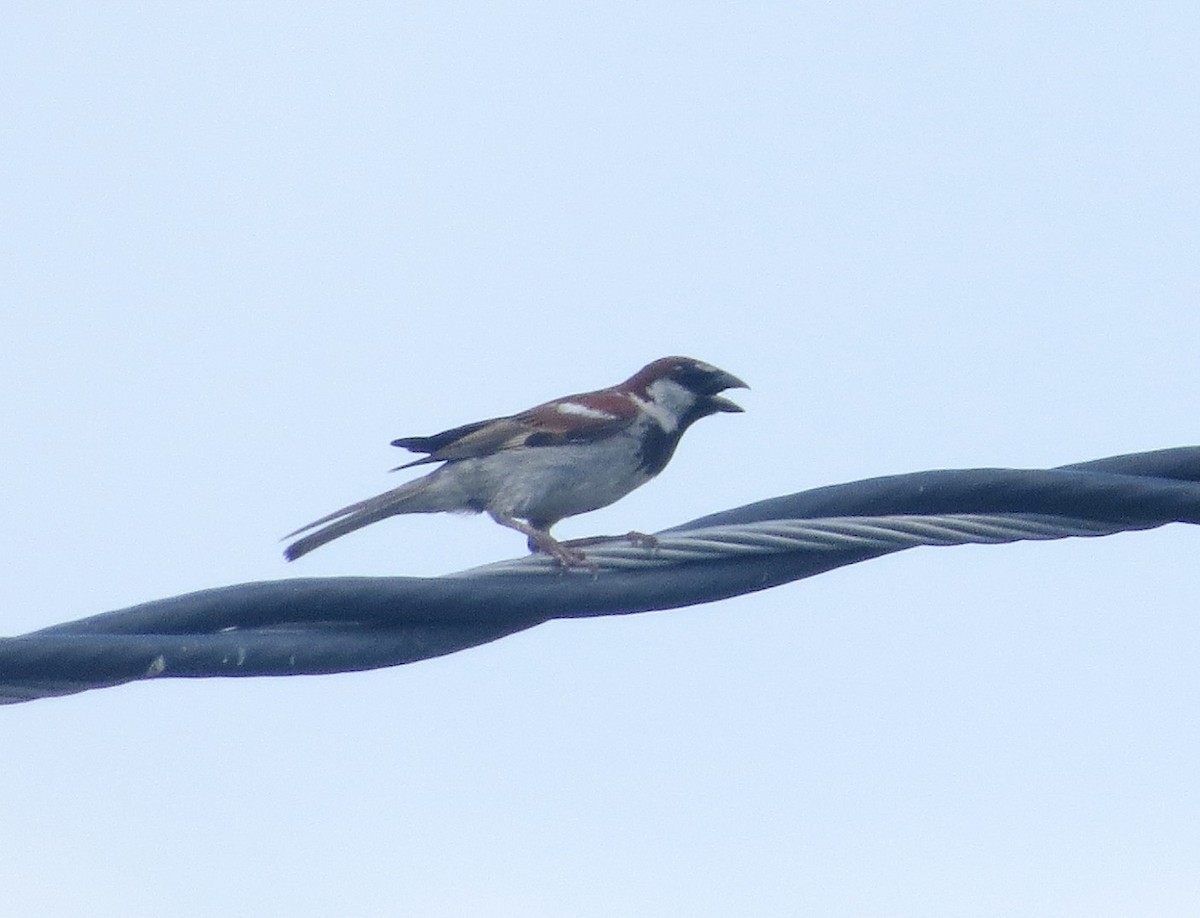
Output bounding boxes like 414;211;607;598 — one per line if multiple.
623;530;659;549
526;533;597;569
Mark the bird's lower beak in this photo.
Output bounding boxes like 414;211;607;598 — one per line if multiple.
708;394;744;413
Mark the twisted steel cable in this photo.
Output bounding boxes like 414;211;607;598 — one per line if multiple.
466;513;1153;574
2;446;1198;705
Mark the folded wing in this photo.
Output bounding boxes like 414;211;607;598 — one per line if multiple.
390;391;641;469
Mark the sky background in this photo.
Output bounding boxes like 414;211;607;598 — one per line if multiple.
3;3;1200;915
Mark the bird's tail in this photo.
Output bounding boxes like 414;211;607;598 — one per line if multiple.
283;471;458;561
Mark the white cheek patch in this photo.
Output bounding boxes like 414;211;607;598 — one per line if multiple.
556;401;619;421
630;392;679;432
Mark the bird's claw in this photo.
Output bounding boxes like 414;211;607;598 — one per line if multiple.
527;534;598;569
551;544;597;569
622;530;659;549
561;531;659;551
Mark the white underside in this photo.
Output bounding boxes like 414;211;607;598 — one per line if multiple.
419;428;654;525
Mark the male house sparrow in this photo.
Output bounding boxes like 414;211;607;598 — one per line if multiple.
283;356;748;565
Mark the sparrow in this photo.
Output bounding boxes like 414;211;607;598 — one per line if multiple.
283;356;748;565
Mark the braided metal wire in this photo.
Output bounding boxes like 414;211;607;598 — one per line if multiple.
465;513;1156;575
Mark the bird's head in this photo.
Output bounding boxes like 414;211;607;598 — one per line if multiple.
623;356;749;431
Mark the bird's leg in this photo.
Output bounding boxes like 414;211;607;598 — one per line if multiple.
488;512;593;567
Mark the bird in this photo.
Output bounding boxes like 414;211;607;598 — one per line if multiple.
283;356;748;565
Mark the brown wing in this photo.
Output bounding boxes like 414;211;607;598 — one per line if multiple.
390;390;640;469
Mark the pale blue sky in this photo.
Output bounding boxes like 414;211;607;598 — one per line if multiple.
4;4;1200;915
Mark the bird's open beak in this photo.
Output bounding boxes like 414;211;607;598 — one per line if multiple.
707;370;749;412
